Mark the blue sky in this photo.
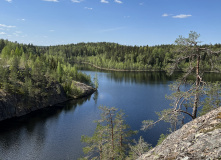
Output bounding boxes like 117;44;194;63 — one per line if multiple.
0;0;221;46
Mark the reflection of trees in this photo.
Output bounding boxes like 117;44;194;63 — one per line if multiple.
0;128;21;151
77;64;221;84
93;91;99;105
108;71;221;85
63;94;92;112
107;72;179;84
0;95;92;153
202;73;221;82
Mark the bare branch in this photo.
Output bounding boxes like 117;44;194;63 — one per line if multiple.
176;109;194;119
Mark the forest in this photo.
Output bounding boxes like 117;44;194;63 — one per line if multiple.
0;34;221;159
0;39;92;98
1;38;221;105
45;42;221;71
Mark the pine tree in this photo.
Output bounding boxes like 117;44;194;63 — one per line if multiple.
81;106;136;160
142;31;221;131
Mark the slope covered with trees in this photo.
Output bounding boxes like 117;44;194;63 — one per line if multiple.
0;39;94;121
0;39;92;98
40;42;221;71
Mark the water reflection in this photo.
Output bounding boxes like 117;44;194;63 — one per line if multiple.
0;65;220;160
63;95;92;112
77;64;221;84
93;91;99;105
107;71;179;84
0;95;92;158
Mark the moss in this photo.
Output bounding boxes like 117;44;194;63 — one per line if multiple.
200;123;221;134
216;112;221;119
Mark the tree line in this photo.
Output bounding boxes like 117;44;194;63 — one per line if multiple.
2;39;220;73
0;39;92;99
32;41;221;71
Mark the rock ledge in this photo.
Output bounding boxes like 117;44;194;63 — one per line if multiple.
0;81;96;121
138;107;221;160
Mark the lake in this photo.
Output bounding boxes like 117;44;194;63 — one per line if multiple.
0;68;220;160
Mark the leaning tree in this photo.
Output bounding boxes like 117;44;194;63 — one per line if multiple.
142;31;221;131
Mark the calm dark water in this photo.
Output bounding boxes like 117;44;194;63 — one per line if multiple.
0;69;220;160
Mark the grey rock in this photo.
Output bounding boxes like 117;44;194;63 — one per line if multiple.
138;107;221;160
0;81;95;121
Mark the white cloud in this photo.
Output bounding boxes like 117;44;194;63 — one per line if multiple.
84;7;93;10
162;13;169;17
17;18;26;21
172;14;192;18
101;0;109;3
49;30;55;32
114;0;122;4
43;0;59;2
139;2;144;5
5;0;12;3
71;0;83;3
0;24;16;28
0;32;6;35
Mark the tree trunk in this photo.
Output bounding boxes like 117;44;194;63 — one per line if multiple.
99;145;102;160
109;111;114;160
192;54;200;119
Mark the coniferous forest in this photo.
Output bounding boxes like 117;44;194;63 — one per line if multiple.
51;42;221;71
1;38;221;107
0;39;92;98
0;37;221;159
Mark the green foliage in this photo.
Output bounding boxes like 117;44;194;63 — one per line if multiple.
2;38;219;73
59;41;221;71
0;39;93;99
200;82;221;116
157;134;168;146
70;82;82;96
127;136;151;159
81;106;137;160
142;32;221;133
93;73;99;89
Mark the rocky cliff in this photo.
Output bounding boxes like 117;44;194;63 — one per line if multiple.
138;107;221;160
72;81;96;98
0;81;96;121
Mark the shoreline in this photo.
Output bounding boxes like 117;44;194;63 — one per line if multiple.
0;82;96;122
75;61;162;72
75;61;221;73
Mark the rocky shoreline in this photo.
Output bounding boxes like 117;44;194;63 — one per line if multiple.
138;107;221;160
0;81;96;122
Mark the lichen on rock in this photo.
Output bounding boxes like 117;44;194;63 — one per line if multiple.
138;107;221;160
